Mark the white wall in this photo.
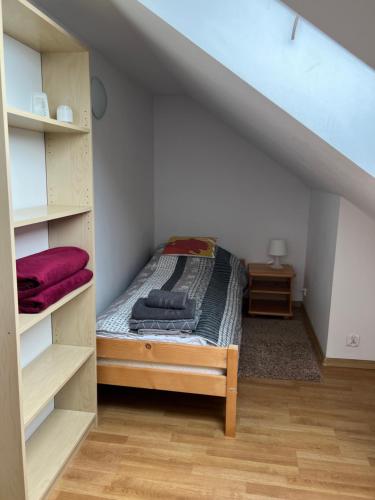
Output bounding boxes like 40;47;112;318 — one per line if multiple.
154;96;310;299
304;193;375;361
91;51;154;313
327;199;375;360
303;191;340;353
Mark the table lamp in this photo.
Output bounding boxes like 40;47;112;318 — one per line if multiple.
269;239;287;269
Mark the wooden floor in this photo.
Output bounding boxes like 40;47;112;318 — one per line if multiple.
48;367;375;500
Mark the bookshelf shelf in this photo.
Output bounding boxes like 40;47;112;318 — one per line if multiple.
17;282;93;335
13;204;91;228
26;409;95;500
8;108;90;134
22;344;94;426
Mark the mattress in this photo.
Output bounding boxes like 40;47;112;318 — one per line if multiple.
97;330;210;345
96;246;247;347
97;358;225;375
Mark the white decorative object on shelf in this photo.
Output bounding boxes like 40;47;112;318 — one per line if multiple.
31;92;50;117
57;104;73;123
269;239;287;269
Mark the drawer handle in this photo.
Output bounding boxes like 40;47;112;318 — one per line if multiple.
145;343;152;350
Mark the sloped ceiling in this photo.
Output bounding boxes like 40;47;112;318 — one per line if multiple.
33;0;375;219
283;0;375;70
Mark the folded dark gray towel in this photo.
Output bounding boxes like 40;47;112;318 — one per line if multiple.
145;289;188;309
132;297;196;321
129;317;199;331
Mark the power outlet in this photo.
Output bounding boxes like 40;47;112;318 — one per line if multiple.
346;334;360;348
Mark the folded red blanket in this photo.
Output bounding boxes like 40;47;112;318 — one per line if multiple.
19;269;93;314
17;247;89;300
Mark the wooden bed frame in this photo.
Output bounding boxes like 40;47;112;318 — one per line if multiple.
96;338;239;437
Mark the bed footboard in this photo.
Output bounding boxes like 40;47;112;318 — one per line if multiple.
96;338;239;437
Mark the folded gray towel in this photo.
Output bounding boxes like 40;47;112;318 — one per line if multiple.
132;297;196;321
129;316;200;331
145;289;188;309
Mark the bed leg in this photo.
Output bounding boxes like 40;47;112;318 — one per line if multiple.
225;344;238;437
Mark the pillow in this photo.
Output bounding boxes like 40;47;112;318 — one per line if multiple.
163;236;217;258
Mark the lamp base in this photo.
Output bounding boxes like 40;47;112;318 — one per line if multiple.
270;263;283;269
270;256;283;269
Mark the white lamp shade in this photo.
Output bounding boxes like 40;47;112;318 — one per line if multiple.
269;239;287;257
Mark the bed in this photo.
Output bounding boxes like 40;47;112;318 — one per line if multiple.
96;245;247;436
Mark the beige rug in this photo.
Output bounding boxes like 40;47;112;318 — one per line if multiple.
239;317;321;381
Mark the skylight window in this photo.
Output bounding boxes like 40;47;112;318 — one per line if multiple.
138;0;375;176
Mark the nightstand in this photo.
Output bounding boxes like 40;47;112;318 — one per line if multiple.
248;263;295;318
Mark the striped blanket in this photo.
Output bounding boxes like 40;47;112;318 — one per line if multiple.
96;247;247;346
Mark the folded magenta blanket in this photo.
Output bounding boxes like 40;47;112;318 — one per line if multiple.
19;268;93;314
17;246;89;299
145;289;188;309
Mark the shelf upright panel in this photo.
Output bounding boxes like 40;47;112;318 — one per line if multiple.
0;1;28;498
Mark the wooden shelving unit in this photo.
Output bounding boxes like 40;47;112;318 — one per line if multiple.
248;263;295;318
0;1;97;499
